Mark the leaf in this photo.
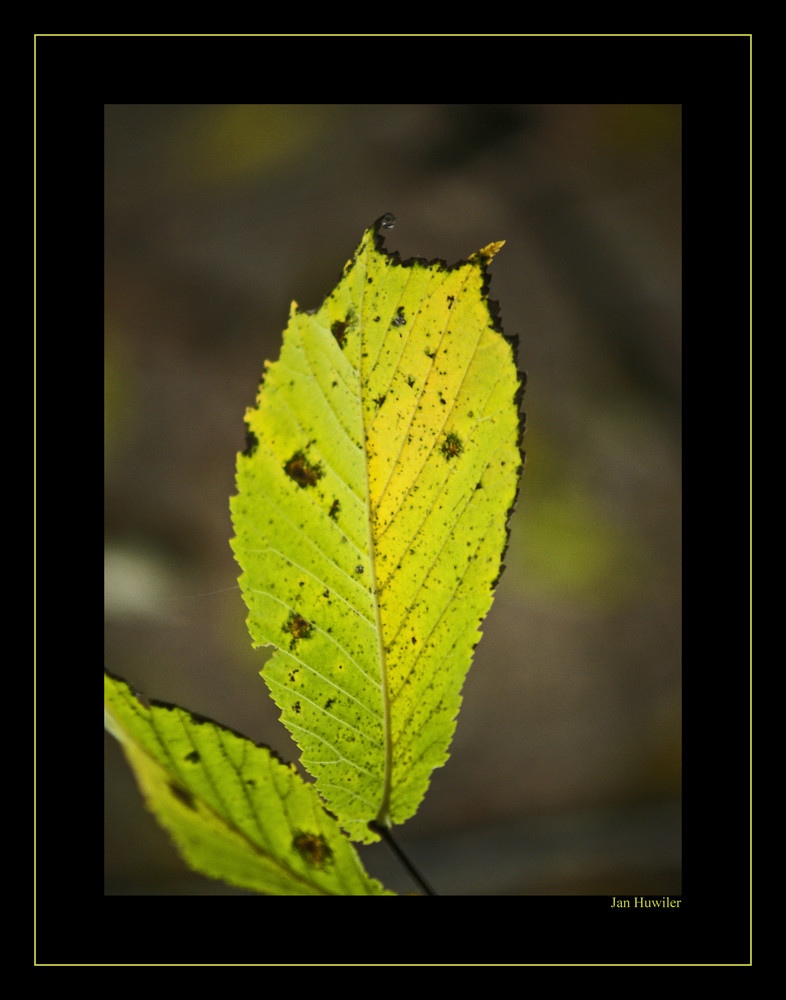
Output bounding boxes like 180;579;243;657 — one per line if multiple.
104;670;394;895
230;214;523;844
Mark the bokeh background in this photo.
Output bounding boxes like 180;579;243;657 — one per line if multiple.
105;103;681;896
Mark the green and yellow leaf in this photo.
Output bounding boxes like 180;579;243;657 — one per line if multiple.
104;670;393;895
230;215;522;843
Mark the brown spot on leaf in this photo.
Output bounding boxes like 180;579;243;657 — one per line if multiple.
283;612;313;647
243;428;258;457
441;432;463;460
293;831;333;868
284;450;323;488
331;319;349;348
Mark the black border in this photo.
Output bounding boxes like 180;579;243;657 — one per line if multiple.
36;33;752;967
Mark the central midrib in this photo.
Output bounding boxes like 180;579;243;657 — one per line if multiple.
356;257;393;832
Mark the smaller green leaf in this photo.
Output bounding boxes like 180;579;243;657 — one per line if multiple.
104;671;394;895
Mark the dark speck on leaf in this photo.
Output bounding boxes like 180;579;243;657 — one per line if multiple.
168;783;197;811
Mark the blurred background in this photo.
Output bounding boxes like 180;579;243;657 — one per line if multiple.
104;103;681;895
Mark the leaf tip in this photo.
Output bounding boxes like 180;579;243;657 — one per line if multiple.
471;240;505;265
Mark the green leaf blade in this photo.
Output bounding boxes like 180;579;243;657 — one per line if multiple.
104;671;393;895
231;218;522;843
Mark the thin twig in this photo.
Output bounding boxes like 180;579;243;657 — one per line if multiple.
368;820;437;896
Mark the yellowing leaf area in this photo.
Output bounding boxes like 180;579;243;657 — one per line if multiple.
230;214;523;843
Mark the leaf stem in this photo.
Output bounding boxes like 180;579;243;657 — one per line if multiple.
368;821;437;896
